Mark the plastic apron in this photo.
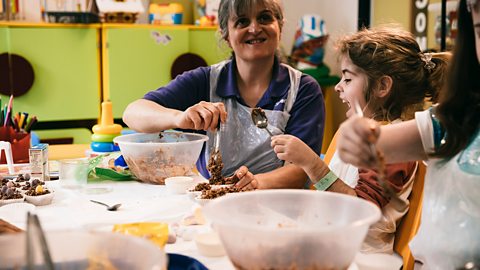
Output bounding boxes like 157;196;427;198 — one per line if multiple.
205;60;302;177
410;122;480;269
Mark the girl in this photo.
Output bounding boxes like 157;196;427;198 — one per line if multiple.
271;27;450;253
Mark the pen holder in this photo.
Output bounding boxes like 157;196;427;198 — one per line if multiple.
0;126;31;164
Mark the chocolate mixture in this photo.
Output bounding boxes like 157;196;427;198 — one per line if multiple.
207;149;224;184
207;141;240;185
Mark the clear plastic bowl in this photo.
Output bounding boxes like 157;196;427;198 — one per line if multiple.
114;132;208;185
0;231;167;269
203;189;381;270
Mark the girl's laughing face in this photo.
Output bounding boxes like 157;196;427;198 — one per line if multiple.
335;56;372;118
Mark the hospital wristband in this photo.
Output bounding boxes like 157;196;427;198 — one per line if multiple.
313;170;338;191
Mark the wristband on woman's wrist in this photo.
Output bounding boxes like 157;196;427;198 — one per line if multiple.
313;170;338;191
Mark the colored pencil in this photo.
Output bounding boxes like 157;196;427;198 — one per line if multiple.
25;115;37;133
18;112;26;129
4;95;13;127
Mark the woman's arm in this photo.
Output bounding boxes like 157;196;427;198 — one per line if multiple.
123;66;227;133
123;99;182;132
123;99;227;133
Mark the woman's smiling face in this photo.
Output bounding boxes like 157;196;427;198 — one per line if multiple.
225;2;281;62
335;55;372;118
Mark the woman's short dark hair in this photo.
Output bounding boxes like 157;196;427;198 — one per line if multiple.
218;0;284;40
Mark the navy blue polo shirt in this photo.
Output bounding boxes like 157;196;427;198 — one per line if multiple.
144;58;325;175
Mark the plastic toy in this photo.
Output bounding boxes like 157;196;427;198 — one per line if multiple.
290;14;329;69
91;100;122;153
149;3;184;25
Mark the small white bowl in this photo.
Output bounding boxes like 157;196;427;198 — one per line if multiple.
24;191;54;206
165;176;194;194
210;184;233;190
355;252;403;270
194;195;212;207
194;231;225;257
187;190;202;202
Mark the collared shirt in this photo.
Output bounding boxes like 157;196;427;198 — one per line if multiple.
144;57;325;171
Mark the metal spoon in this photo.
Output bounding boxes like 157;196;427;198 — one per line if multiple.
210;122;224;163
90;200;122;211
251;107;273;136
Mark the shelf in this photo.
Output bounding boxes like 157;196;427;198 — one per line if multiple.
0;21;218;30
428;1;458;13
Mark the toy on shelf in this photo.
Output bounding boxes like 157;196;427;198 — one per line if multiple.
149;3;184;25
290;14;329;70
95;0;144;23
91;100;122;153
194;0;219;26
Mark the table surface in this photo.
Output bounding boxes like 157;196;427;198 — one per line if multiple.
0;179;367;270
1;176;239;269
0;144;397;269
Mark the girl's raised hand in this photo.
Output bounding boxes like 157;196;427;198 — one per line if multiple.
271;135;315;167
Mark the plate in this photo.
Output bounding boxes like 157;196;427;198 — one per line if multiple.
167;253;208;270
0;202;35;224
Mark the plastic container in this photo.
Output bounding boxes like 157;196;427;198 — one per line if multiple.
59;158;89;190
47;12;100;23
203;190;381;270
0;231;167;269
165;176;194;194
355;252;403;270
194;232;225;257
114;132;208;185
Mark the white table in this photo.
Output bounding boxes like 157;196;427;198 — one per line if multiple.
2;178;365;270
2;178;238;269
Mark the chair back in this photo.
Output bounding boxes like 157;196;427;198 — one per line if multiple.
393;161;427;270
323;130;338;165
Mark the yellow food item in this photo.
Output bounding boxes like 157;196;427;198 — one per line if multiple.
112;222;169;248
35;185;44;194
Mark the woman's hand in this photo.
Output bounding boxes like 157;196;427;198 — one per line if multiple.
233;166;259;191
337;115;380;168
176;101;227;131
271;135;316;168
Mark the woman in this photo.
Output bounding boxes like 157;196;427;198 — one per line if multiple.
337;0;480;268
271;27;450;253
122;0;325;190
